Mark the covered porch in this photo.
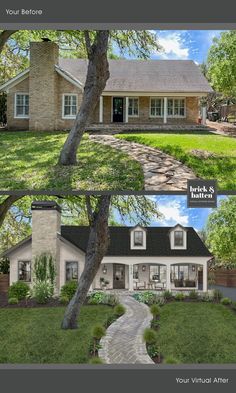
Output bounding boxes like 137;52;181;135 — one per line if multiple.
93;260;208;292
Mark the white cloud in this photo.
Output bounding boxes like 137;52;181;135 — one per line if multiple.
158;200;189;226
157;32;190;59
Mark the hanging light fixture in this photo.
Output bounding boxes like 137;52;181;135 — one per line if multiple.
102;265;107;274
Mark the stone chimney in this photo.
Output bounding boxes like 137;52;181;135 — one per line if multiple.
29;41;59;131
31;201;61;292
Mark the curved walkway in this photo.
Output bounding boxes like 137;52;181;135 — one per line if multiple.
98;296;154;364
90;135;196;190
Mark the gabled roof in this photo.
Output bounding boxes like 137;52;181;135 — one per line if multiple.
61;226;212;257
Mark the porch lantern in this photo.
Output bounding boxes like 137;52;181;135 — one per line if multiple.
102;265;107;274
142;265;146;272
192;265;196;272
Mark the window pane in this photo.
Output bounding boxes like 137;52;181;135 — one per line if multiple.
134;231;143;246
133;265;139;279
167;99;173;115
18;261;31;281
64;95;77;116
66;261;78;281
150;265;160;281
174;231;184;246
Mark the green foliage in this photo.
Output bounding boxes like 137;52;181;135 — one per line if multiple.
60;296;69;305
200;292;213;302
88;292;119;306
147;344;160;359
221;297;232;306
143;328;157;345
207;31;236;97
118;133;236;190
206;197;236;267
92;325;106;340
164;356;179;364
34;253;56;286
150;304;161;319
189;290;199;300
175;293;185;301
89;357;104;364
213;289;223;302
132;291;159;305
163;290;173;300
231;301;236;311
113;304;126;317
32;281;52;304
0;258;9;274
8;281;29;300
8;297;19;305
60;280;78;300
150;319;160;330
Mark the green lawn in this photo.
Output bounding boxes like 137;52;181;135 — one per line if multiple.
158;302;236;363
0;305;113;363
117;132;236;189
0;131;143;190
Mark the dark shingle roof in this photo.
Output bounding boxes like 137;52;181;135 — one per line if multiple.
58;59;213;93
61;226;212;257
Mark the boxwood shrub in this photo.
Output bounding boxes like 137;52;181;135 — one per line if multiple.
8;281;29;300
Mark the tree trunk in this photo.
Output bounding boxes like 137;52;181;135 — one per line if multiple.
0;31;17;54
0;196;22;227
61;195;111;329
58;31;110;166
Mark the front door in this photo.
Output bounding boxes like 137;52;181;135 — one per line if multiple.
113;264;125;289
113;97;124;122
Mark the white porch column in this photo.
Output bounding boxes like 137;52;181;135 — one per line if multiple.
99;96;103;123
166;264;171;291
203;262;208;292
163;97;167;124
128;264;133;291
202;106;207;125
125;96;129;123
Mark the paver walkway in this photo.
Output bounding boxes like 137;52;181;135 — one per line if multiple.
90;134;196;190
98;296;154;364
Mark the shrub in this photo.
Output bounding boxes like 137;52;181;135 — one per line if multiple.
88;291;106;305
34;253;56;286
221;297;232;306
105;294;119;306
8;281;29;300
189;290;198;300
104;314;117;328
89;357;104;364
60;295;69;305
164;356;179;364
213;289;223;302
150;304;161;319
8;297;19;305
163;290;172;300
231;301;236;311
143;328;157;345
0;258;9;274
60;280;78;300
32;281;52;304
148;344;160;359
114;304;126;317
175;293;185;301
92;324;106;340
151;319;160;330
200;292;213;302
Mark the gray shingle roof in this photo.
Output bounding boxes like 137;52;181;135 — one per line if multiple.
59;59;213;93
61;226;212;257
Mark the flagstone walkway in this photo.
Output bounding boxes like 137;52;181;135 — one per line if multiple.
98;295;154;364
90;134;196;190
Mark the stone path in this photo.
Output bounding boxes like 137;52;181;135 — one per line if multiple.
90;134;196;190
98;295;154;364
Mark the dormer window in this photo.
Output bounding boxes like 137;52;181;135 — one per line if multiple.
130;225;146;250
134;231;143;246
174;230;184;246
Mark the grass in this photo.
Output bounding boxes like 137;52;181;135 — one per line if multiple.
158;302;236;363
0;131;143;190
0;305;114;363
117;132;236;190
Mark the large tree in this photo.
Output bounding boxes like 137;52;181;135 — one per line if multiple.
206;197;236;267
207;31;236;98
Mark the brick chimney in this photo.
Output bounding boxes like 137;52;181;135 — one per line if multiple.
29;41;59;131
31;201;61;292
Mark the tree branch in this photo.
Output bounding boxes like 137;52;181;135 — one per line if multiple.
0;195;22;227
0;30;18;54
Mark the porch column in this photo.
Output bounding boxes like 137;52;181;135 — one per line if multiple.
202;106;207;125
203;262;208;292
163;97;167;124
125;96;129;123
99;96;103;123
128;264;133;291
166;264;171;291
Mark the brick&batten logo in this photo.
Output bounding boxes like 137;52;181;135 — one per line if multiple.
187;180;217;208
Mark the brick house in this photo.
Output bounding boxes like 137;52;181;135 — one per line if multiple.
0;40;213;131
2;201;212;294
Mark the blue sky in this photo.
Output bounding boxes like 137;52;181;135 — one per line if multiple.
120;30;225;64
119;195;227;231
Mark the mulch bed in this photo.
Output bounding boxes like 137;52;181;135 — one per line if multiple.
0;293;62;308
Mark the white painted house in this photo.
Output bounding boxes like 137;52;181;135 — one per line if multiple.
3;201;212;293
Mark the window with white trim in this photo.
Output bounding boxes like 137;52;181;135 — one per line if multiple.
150;98;163;117
18;261;31;282
167;98;185;117
128;98;139;116
174;230;184;246
134;231;143;246
65;261;78;281
133;265;139;280
63;94;77;118
15;94;29;118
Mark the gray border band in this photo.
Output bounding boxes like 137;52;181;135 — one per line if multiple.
1;23;236;29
